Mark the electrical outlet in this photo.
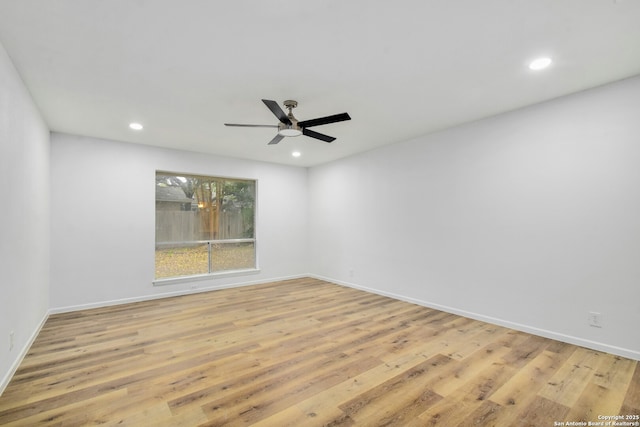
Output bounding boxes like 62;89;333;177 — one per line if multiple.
9;331;14;351
588;312;602;328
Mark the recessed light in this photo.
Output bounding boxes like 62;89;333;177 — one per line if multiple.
292;151;301;158
529;57;552;71
129;122;143;130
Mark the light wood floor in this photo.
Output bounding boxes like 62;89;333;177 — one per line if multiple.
1;278;638;426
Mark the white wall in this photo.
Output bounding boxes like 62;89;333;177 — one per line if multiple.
50;133;308;310
309;75;640;360
0;42;50;391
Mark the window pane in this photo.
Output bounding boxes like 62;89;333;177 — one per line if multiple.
155;171;257;280
155;243;209;279
211;242;256;272
220;180;255;239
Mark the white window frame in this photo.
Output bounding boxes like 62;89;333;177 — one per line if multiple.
153;171;259;285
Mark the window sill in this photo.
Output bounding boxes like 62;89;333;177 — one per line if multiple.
152;268;261;286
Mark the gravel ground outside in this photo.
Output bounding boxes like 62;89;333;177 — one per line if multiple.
155;243;255;279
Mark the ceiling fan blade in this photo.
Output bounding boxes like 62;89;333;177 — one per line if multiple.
298;112;351;128
262;99;292;125
224;123;278;128
303;128;336;143
267;134;285;145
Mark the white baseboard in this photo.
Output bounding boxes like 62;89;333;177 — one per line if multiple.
49;274;309;314
0;310;49;396
310;274;640;362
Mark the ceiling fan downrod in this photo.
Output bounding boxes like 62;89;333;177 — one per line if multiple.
279;100;301;136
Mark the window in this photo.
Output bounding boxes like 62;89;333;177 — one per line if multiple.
155;171;256;281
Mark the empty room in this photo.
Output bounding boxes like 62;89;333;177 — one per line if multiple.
1;1;639;426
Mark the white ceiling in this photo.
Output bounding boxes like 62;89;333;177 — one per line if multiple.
1;0;639;167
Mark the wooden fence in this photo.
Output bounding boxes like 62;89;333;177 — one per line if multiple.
156;210;247;242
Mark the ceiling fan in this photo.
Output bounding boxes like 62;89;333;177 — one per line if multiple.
225;99;351;145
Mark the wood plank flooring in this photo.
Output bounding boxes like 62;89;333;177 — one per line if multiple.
1;277;638;426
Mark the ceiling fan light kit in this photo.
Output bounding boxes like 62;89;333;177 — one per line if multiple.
225;99;351;145
278;126;302;137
